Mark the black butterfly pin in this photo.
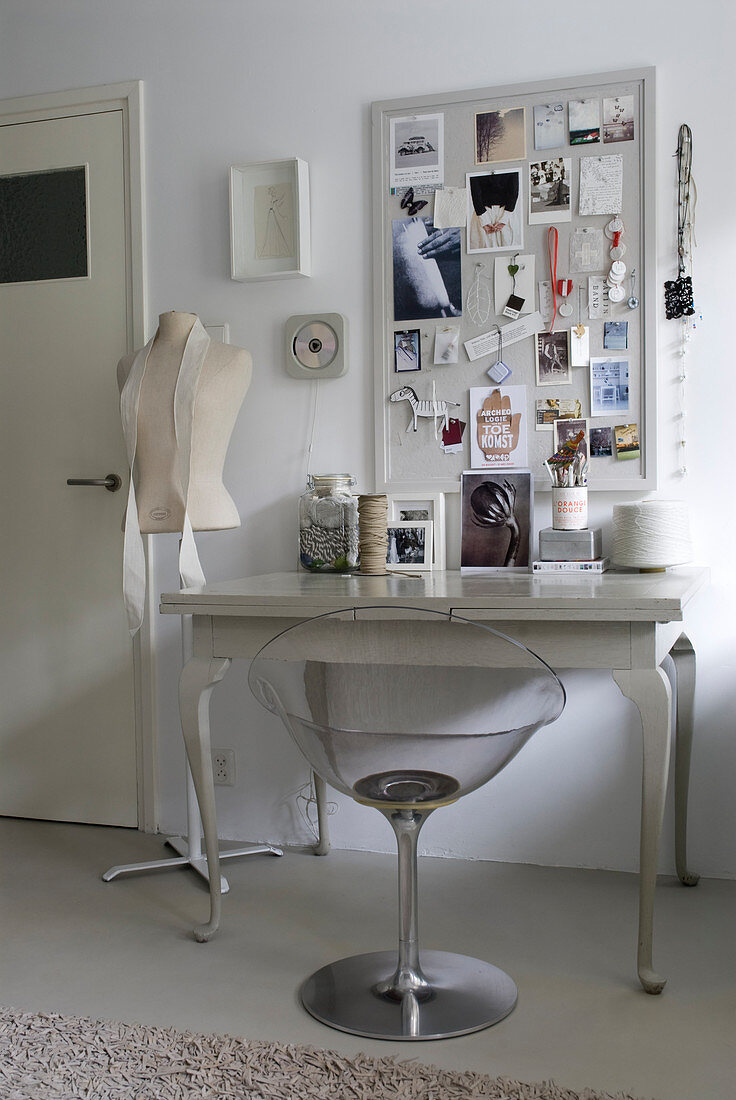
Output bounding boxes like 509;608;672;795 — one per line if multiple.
400;187;428;218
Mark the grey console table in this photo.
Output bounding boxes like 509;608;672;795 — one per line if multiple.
160;566;708;994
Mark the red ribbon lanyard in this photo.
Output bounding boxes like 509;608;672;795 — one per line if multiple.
545;226;556;330
547;227;558;332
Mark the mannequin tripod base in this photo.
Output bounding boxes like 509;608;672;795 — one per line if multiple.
301;949;517;1041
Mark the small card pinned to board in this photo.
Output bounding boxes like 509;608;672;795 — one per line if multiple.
494;254;535;316
441;417;466;453
433;187;467;228
570;325;590;366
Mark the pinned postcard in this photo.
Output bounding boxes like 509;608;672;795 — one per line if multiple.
569;99;601;145
536;331;571;387
603;96;635;144
494;254;535;316
588;277;611;319
533;103;565;150
579;155;623;216
590;357;630;416
590;426;613;457
570;325;590;367
538;281;554;326
464;312;543;362
470;385;528;469
390;114;444;189
434;327;460;364
475;107;526;164
433;187;467;228
614;423;640;460
394;329;421;373
603;321;628;350
529;158;571;224
466;169;523;253
441;417;466;454
554;417;589;462
535;397;583;431
570;227;605;272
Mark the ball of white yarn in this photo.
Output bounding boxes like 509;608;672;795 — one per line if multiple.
612;500;692;569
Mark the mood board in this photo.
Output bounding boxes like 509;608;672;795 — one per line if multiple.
372;67;656;492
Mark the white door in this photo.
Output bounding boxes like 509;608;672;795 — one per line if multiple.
0;106;138;825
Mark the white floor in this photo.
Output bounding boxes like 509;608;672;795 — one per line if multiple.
1;818;734;1100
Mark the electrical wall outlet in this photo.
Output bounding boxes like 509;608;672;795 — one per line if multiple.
212;750;236;786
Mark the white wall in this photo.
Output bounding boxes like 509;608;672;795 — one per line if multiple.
3;0;734;877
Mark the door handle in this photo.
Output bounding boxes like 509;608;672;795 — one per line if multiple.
67;474;123;493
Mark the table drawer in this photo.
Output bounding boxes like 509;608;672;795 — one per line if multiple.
451;611;631;670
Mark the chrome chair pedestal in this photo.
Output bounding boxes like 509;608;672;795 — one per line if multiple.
301;796;517;1040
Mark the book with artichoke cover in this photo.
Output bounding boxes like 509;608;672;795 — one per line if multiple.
460;469;533;573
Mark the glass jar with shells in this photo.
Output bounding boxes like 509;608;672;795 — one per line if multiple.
298;474;358;573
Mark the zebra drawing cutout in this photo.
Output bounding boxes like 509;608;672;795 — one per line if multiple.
390;385;460;435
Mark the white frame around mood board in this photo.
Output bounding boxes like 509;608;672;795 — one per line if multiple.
372;68;657;493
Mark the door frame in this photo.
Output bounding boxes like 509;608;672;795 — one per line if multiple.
0;81;157;832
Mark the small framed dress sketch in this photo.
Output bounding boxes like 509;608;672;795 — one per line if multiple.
229;158;310;280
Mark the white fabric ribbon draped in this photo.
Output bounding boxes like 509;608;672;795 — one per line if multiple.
120;318;210;635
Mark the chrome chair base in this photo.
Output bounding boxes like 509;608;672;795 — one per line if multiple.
301;949;517;1041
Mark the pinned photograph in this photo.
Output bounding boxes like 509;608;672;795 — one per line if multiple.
394;329;421;372
533;103;565;150
494;254;535;315
568;99;601;145
536;331;571;386
390;113;444;188
535;396;582;431
590;357;630;415
590;426;613;457
614;423;640;460
461;470;533;573
434;326;460;364
475;107;526;164
386;521;433;571
392;217;462;321
603;320;629;350
466;169;523;253
554;417;589;462
470;385;528;469
529;158;571;224
441;417;466;454
603;96;635;143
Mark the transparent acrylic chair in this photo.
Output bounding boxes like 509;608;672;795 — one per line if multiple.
248;607;565;1041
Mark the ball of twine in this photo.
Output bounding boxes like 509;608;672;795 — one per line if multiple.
357;494;389;575
612;500;692;569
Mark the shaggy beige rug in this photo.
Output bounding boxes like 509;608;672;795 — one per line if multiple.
0;1006;649;1100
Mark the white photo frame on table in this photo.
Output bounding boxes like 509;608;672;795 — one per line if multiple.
386;520;434;572
229;158;310;281
387;491;446;570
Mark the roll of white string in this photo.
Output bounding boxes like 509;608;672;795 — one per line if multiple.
358;494;389;575
612;500;692;569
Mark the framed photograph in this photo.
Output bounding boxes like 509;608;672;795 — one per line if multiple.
553;417;590;461
536;331;571;386
394;329;421;372
229;158;310;281
387;492;446;569
386;521;433;571
466;168;523;254
460;470;533;573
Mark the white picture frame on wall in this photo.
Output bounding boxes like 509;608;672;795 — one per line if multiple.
387;491;446;570
229;158;310;281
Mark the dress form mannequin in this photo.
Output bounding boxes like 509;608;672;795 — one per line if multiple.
116;310;251;534
105;311;281;925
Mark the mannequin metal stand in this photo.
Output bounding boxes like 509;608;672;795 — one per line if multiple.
103;553;282;890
